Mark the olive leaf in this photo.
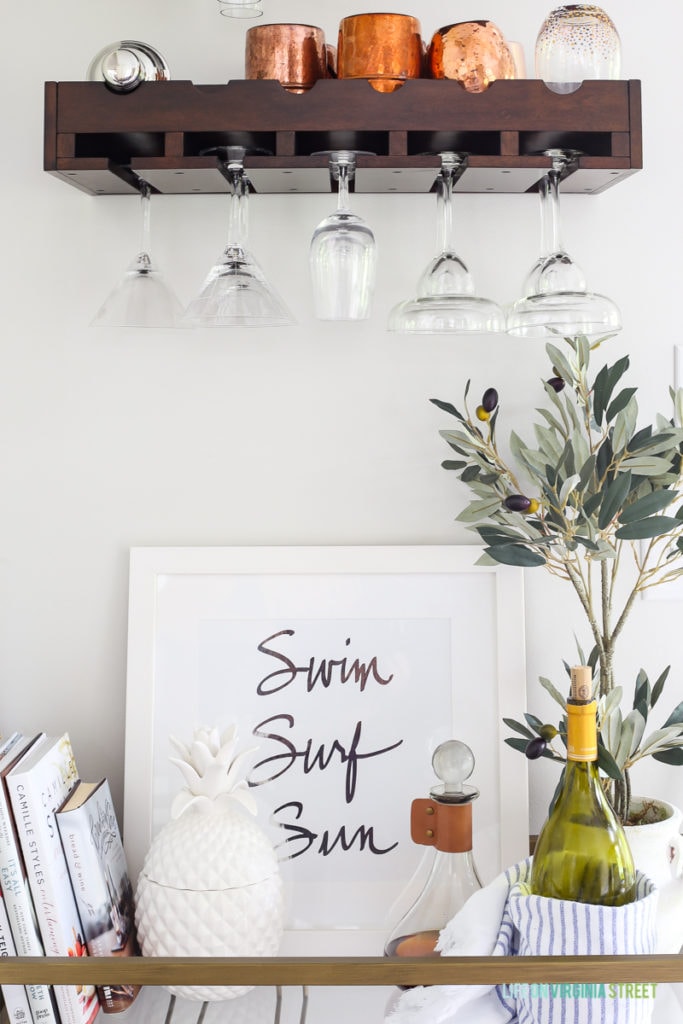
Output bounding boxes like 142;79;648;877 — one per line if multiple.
559;473;581;506
615;516;680;540
456;497;501;522
621;455;677;475
539;675;567;709
606;387;638;423
484;544;547;568
612;397;638;454
597;743;624;781
593;355;630;426
650;666;671;708
598;472;632;530
661;700;683;727
620;490;678;523
430;397;464;420
545;343;576;386
503;718;535;739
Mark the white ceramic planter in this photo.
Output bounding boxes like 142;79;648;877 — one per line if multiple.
625;797;683;954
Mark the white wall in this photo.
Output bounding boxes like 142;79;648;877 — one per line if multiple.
2;0;682;848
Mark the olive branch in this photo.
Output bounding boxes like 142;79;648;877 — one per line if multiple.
432;334;683;822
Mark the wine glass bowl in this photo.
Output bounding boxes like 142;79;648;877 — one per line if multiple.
506;148;621;338
388;152;505;335
183;146;295;328
309;151;377;321
91;180;183;329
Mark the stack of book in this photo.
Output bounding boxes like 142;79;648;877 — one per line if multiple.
0;732;140;1024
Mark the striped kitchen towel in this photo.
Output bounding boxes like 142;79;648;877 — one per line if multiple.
386;859;658;1024
499;863;658;1023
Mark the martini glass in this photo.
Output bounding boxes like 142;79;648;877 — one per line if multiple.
309;151;377;321
91;180;183;328
506;149;621;338
183;147;295;328
388;152;504;334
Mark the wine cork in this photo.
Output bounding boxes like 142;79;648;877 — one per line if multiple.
570;665;592;702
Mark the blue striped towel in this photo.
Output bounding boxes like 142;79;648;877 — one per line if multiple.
386;859;658;1024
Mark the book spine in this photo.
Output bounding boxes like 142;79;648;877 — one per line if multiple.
59;790;138;1014
0;777;59;1024
0;889;35;1024
8;754;99;1024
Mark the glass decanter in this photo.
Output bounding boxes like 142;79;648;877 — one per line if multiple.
385;739;482;962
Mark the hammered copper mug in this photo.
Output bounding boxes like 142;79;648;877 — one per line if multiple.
337;13;423;93
428;21;516;93
245;23;328;93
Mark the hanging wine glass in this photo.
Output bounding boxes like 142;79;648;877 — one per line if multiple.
387;152;504;334
91;180;183;328
506;149;621;338
183;147;295;328
309;151;377;321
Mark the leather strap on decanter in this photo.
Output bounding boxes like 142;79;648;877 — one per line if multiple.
410;797;473;852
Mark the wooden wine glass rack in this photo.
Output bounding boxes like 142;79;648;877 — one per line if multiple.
44;78;642;197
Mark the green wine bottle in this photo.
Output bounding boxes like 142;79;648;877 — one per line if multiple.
530;665;636;906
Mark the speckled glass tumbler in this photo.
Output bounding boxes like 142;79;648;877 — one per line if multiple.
535;5;621;94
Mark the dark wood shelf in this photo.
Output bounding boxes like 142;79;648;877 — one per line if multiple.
44;78;642;197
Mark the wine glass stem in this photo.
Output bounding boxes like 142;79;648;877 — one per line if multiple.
139;180;152;256
540;168;564;255
336;160;351;212
436;164;456;254
226;166;249;248
224;163;248;249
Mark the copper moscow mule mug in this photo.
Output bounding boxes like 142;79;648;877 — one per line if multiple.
337;13;423;93
245;23;328;92
428;20;516;93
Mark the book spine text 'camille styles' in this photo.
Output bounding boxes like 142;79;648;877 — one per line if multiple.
0;734;59;1024
7;734;100;1024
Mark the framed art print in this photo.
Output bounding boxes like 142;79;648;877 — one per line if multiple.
123;545;527;953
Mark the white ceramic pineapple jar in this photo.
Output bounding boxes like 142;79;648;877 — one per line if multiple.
135;726;285;1001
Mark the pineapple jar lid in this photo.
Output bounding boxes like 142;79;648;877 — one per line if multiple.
141;807;281;891
142;725;281;892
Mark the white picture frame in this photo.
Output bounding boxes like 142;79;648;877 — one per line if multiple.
123;544;528;954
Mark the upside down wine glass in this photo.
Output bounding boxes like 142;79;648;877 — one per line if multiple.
183;147;295;328
387;152;504;334
91;180;183;328
309;151;377;321
506;149;621;338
